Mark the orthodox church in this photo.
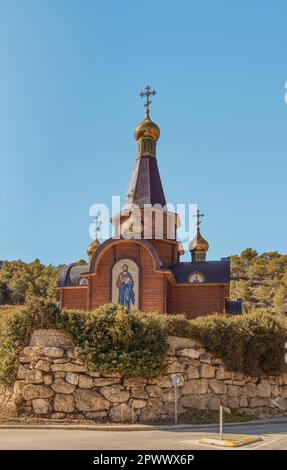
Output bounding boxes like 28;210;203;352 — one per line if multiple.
58;87;242;318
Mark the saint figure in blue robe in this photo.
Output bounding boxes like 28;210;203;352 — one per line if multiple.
116;264;135;311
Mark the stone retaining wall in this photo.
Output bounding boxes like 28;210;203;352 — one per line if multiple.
10;330;287;422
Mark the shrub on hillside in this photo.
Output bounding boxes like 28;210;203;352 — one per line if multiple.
180;312;287;375
56;304;168;376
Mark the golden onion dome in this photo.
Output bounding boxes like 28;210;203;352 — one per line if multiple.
189;229;209;253
134;113;160;142
86;239;100;259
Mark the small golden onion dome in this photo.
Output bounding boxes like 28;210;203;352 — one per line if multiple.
87;239;100;260
189;229;209;253
134;113;160;142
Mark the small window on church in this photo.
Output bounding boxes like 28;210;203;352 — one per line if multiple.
143;141;147;151
151;142;154;151
188;272;205;283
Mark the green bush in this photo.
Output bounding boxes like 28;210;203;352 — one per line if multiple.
0;300;168;385
175;312;287;375
56;305;167;377
0;299;286;386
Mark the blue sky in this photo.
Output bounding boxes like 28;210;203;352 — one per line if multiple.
0;0;286;265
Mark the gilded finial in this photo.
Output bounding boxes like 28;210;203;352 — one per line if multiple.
87;216;101;262
92;216;101;240
134;85;160;148
193;210;205;230
189;209;209;261
139;85;157;117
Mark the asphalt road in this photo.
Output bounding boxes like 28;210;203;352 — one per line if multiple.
0;420;286;450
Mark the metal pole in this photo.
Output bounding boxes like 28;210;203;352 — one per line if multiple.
174;383;178;425
131;401;135;423
219;405;223;440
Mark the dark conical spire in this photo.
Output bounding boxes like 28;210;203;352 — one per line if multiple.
124;86;166;209
124;156;166;209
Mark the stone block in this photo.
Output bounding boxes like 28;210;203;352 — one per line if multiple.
13;380;26;396
51;412;66;419
163;389;178;402
200;353;213;363
32;398;50;414
148;398;164;411
271;385;280;397
54;394;75;413
109;403;133;422
208;396;220;410
23;347;44;358
65;372;79;386
139;407;158;422
165;361;185;374
146;385;162;398
93;378;121;387
23;385;54;400
17;365;29;380
26;370;44;384
51;379;76;394
181;395;208;410
123;377;147;388
209;379;227;394
186;366;200;379
249;397;270;408
167;336;201;350
78;375;94;389
176;348;200;359
75;389;110;412
85;411;108;419
44;347;64;358
278;386;287;397
132;399;147;409
51;363;87;373
200;364;215;378
35;360;51;373
44;375;53;385
244;383;258;397
228;396;240;409
182;379;208;395
216;367;232;380
100;385;130;403
154;376;172;388
227;384;242;396
29;329;73;349
258;380;272;398
87;371;101;378
271;397;287;411
131;387;148;399
54;372;66;379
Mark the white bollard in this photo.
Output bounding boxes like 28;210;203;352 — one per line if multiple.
219;405;223;440
171;374;180;425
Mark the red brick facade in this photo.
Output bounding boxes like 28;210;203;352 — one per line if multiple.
60;238;229;318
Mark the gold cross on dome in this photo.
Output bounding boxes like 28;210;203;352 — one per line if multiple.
193;209;205;229
92;215;102;240
139;85;156;116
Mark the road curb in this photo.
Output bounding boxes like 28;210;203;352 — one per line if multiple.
199;435;263;447
0;416;286;432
